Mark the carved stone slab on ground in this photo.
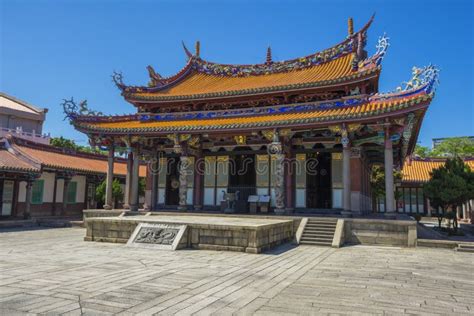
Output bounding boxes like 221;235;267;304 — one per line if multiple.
126;223;187;250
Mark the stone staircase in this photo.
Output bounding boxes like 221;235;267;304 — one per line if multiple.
456;243;474;253
300;218;337;246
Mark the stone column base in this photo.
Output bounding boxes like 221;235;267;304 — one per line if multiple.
104;204;113;210
129;205;139;212
193;205;203;211
384;212;397;219
177;206;187;211
340;210;353;218
274;208;286;215
285;207;294;214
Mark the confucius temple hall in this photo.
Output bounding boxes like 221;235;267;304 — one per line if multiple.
67;16;438;217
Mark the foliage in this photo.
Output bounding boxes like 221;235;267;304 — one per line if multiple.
50;136;78;151
95;179;123;207
413;145;431;158
414;137;474;158
432;137;474;158
370;165;402;199
423;157;474;232
50;136;107;155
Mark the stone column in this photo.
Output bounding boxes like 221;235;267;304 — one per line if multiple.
342;144;351;215
427;198;432;217
178;155;189;211
150;151;159;211
52;174;58;215
270;133;285;215
24;179;33;219
104;146;115;210
384;129;396;217
61;176;71;215
123;150;133;209
285;150;294;213
193;152;203;211
130;147;140;212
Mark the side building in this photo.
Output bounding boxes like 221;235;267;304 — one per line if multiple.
398;157;473;220
0;136;146;218
0;92;50;144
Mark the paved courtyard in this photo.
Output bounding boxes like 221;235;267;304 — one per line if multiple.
0;228;473;315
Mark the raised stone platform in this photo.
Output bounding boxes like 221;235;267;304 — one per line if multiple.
84;213;295;253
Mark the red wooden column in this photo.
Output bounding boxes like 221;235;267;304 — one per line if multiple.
193;151;204;211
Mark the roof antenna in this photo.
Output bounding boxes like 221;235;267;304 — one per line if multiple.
195;41;200;58
348;17;354;36
266;46;272;64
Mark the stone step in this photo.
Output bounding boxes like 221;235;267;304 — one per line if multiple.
302;232;334;238
305;226;336;231
300;240;332;246
305;224;336;229
458;244;474;249
307;220;338;224
456;247;474;253
301;236;334;242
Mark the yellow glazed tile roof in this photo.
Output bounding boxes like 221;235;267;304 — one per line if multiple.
131;54;357;98
402;159;474;182
75;93;432;134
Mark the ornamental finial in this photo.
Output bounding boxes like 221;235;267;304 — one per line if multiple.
397;64;440;93
266;46;272;64
195;41;200;57
182;41;193;59
348;17;354;36
62;97;103;121
111;71;125;90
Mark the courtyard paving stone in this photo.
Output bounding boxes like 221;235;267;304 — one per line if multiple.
0;227;473;315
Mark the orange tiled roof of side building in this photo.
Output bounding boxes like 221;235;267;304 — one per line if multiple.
14;144;146;177
0;150;40;172
402;158;474;182
131;54;357;98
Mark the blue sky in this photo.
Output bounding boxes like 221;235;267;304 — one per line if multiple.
1;0;473;147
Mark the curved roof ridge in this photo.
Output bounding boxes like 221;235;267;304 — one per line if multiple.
191;14;374;72
120;15;375;93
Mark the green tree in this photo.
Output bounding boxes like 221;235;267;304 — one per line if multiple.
431;137;474;158
423;157;473;232
370;165;402;212
414;144;431;158
50;136;108;155
96;179;124;208
50;136;79;151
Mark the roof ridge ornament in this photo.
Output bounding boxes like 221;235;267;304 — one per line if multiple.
146;65;163;87
348;17;354;36
62;97;103;121
195;41;200;58
266;46;272;64
397;64;440;93
374;33;390;66
112;71;125;90
182;41;193;59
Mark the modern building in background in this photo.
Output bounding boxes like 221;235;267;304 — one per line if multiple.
432;136;474;149
67;16;439;216
0;92;50;144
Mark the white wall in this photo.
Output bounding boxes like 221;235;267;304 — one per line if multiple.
42;172;55;203
56;179;64;203
18;181;26;202
71;175;86;203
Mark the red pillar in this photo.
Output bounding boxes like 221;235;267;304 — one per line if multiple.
193;153;204;211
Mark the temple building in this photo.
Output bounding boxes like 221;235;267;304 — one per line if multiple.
67;16;439;216
0;135;146;218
